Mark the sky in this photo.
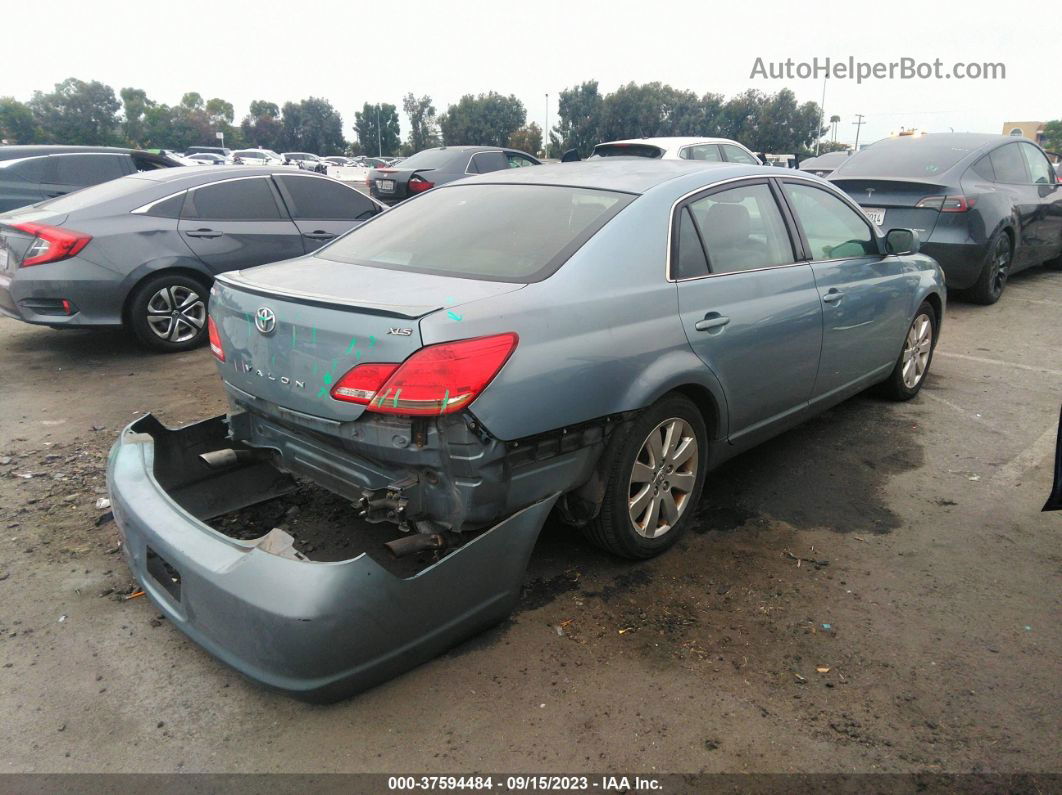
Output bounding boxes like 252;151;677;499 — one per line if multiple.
2;0;1049;148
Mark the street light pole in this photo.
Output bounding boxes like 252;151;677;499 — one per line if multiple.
815;75;827;156
852;113;866;151
545;93;549;159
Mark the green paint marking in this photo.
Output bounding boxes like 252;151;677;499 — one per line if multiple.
440;389;449;415
316;371;334;398
271;354;276;369
368;335;377;347
447;310;463;322
355;350;361;360
291;325;296;346
311;327;317;345
392;388;401;408
344;337;358;355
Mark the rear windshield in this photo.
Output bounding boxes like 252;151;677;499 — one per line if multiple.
832;139;977;179
392;148;465;170
316;184;635;282
590;144;664;159
235;151;266;158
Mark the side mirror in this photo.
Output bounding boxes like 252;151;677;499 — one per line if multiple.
560;148;580;163
885;228;920;256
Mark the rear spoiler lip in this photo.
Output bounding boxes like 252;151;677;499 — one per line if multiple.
829;176;951;189
215;271;441;319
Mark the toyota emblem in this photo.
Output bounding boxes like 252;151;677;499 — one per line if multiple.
254;307;276;335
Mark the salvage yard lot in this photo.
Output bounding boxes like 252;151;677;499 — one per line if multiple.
0;269;1059;774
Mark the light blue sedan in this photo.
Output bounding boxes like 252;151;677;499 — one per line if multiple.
107;159;945;700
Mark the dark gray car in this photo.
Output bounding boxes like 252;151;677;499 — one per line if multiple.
0;166;383;351
107;160;945;701
0;145;182;212
830;133;1062;304
368;145;540;204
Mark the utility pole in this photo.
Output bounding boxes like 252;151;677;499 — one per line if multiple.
376;104;382;157
815;75;827;156
545;93;549;159
852;114;866;151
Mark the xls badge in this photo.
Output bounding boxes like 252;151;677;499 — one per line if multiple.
254;307;276;335
388;327;413;336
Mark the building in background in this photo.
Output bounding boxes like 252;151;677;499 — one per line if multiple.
1002;121;1045;145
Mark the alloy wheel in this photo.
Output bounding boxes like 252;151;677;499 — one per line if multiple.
145;285;206;343
627;417;699;539
901;313;933;389
991;235;1010;296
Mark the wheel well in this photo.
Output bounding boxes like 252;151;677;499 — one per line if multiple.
122;268;212;326
923;292;943;326
671;384;722;441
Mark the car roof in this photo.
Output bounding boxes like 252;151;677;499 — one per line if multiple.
597;137;740;148
130;165;312;184
0;145;145;161
452;158;792;195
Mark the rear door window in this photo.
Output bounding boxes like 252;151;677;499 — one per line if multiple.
49;154;128;186
275;175;378;220
679;144;723;161
989;144;1029;184
506;152;538;168
969;155;995;182
673;207;710;279
721;145;759;165
184;178;284;220
0;157;46;182
467;152;508;174
688;183;796;274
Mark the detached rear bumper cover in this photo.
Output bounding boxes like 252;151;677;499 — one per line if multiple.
106;414;558;703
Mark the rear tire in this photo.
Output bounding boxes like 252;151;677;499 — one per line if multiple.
879;301;937;401
583;394;707;559
127;273;210;353
967;230;1012;305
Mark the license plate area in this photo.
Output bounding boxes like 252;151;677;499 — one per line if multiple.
146;545;182;603
377;179;395;192
863;207;886;226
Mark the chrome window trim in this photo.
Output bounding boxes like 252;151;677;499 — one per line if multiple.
130;174;273;215
130;189;187;215
665;173;882;282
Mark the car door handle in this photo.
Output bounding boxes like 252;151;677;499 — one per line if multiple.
695;313;731;332
304;231;336;241
185;228;222;239
822;289;844;304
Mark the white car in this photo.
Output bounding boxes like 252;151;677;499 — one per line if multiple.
232;148;286;166
589;136;762;165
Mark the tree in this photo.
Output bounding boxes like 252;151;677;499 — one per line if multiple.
28;78;121;145
354;102;400;156
508;122;542;156
829;114;841;142
816;140;850;154
241;100;284;151
205;98;234;126
438;92;525;147
402;93;439;154
279;97;346;154
180;92;204;111
119;87;152;147
0;97;43;144
552;81;604;158
1042;120;1062;153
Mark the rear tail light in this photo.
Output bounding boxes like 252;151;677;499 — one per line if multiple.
11;222;92;267
330;363;399;404
408;175;435;194
332;333;518;415
915;195;975;212
208;316;224;361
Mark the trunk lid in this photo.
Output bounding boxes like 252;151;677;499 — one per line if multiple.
829;178;949;237
210;257;522;422
369;168;433;202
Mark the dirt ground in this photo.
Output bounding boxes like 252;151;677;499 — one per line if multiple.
0;268;1059;775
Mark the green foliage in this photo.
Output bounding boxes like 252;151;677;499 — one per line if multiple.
552;82;824;157
1042;120;1062;153
354;103;401;156
402;93;439;153
816;140;850;154
280;97;346;154
0;97;43;144
438;92;526;147
29;78;121;146
508;122;542;156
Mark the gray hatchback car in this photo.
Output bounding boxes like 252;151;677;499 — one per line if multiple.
0;166;382;351
107;160;945;701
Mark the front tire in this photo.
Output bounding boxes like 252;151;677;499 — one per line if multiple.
879;301;937;401
583;394;708;559
967;230;1012;305
128;273;210;353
